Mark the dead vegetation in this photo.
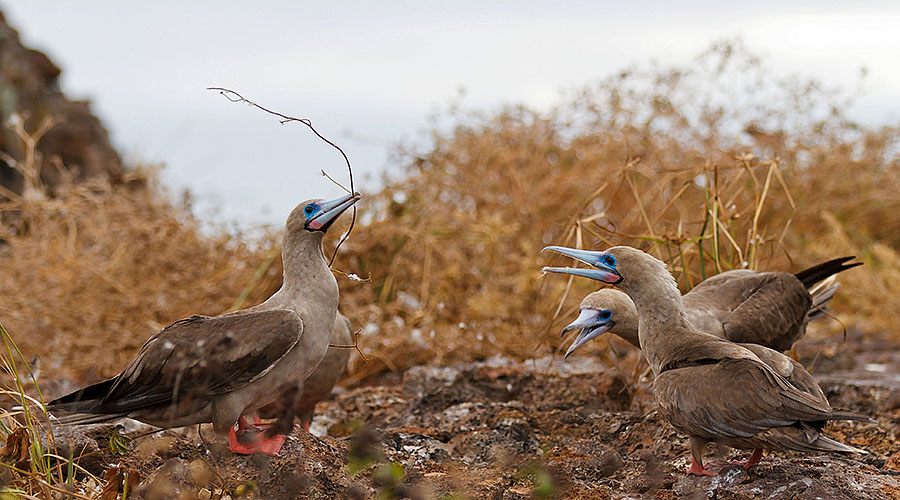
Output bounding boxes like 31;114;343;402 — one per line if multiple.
0;39;898;498
335;40;900;377
1;41;898;384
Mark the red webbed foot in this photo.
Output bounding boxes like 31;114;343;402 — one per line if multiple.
687;458;717;476
228;420;287;456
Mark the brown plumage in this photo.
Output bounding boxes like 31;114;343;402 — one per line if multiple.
543;245;872;475
562;289;826;403
296;312;352;430
561;257;859;353
258;311;352;432
47;193;360;455
682;256;858;351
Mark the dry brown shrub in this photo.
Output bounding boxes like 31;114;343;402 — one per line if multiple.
0;173;282;383
0;40;898;388
333;40;900;377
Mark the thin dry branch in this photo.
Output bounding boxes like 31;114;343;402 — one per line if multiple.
206;87;357;266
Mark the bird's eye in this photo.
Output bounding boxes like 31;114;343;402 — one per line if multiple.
600;310;612;320
304;204;316;215
603;254;616;267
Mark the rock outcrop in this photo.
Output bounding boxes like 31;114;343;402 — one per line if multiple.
0;8;123;198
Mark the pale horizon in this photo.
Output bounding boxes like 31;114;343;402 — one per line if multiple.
2;1;899;226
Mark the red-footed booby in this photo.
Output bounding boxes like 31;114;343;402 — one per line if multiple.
47;192;360;456
560;256;859;356
542;245;872;476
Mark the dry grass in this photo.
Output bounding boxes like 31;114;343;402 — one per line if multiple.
0;37;898;500
0;40;898;392
0;170;283;383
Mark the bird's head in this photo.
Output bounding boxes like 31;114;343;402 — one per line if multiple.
542;245;680;316
542;245;668;289
561;288;640;357
288;192;361;234
542;246;624;284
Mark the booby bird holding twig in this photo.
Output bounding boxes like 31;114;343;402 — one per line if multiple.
47;192;360;456
543;245;872;476
560;256;860;357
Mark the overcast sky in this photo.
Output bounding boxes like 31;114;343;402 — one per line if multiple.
2;1;899;226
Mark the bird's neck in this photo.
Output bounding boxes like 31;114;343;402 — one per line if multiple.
621;272;693;376
266;229;340;381
275;230;338;307
609;314;641;349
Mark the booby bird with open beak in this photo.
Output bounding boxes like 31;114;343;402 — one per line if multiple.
560;288;830;428
47;192;360;456
560;256;859;356
543;245;872;476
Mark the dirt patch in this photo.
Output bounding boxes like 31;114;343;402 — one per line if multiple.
39;333;900;499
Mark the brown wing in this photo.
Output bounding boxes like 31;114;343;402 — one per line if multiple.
685;271;810;351
654;357;833;441
738;343;826;402
89;309;303;415
683;270;760;337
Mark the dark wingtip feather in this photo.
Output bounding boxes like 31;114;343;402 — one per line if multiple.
50;412;126;426
812;435;868;454
47;378;116;410
829;407;876;424
794;256;862;289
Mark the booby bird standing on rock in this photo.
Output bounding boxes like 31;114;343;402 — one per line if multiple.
560;288;832;431
542;245;872;476
47;192;360;456
560;256;860;356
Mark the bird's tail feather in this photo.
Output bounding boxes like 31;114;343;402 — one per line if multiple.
49;411;126;426
807;279;839;321
809;434;868;454
794;256;861;289
829;408;876;424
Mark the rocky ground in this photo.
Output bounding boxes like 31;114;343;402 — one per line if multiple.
30;330;900;499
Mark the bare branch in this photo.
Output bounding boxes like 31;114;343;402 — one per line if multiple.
206;87;357;266
329;328;369;362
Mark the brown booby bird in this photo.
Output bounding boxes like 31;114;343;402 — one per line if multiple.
46;192;360;456
256;311;352;433
560;256;859;356
542;245;872;475
561;287;829;418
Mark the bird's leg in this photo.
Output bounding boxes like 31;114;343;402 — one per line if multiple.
296;409;314;433
729;448;764;469
249;414;273;431
233;415;265;432
744;448;764;468
235;416;251;432
265;383;300;438
687;437;717;476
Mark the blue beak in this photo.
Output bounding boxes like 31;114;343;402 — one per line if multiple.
541;246;622;284
307;192;361;231
564;322;615;358
561;308;605;338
